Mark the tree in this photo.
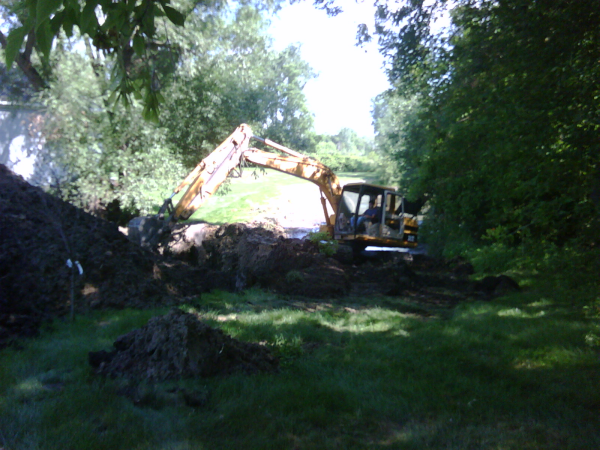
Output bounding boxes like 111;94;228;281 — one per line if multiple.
1;0;344;118
7;2;319;213
370;0;600;246
1;0;191;119
311;130;377;173
328;128;370;155
159;4;316;165
35;48;185;215
371;92;427;190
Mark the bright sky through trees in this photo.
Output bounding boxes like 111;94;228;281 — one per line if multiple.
269;2;389;138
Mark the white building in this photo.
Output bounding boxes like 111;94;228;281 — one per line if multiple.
0;102;45;183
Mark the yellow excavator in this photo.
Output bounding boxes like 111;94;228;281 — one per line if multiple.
128;124;420;252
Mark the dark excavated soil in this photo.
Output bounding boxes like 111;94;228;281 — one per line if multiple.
162;222;350;298
0;165;203;348
163;222;519;304
89;308;278;381
0;165;519;351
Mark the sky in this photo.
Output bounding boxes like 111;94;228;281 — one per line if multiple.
268;2;390;138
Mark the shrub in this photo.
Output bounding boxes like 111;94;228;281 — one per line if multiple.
307;231;339;257
285;270;305;283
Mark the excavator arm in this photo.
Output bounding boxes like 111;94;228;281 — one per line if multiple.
170;124;342;224
129;124;341;247
170;124;253;221
242;148;342;227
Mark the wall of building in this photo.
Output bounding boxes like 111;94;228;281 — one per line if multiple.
0;104;44;182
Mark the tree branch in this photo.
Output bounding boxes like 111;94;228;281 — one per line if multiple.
0;30;46;91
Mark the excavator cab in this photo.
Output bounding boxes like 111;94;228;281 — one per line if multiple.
333;183;419;251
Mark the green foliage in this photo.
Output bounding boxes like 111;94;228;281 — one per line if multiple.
6;3;320;215
467;243;521;275
36;49;185;214
418;213;477;259
159;5;317;166
325;128;374;155
313;150;378;173
0;56;35;100
314;142;378;174
371;92;430;191
310;129;378;173
371;0;600;251
284;270;304;284
307;231;338;256
1;0;191;116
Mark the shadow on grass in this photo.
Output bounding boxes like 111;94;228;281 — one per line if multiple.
198;295;600;447
1;290;599;450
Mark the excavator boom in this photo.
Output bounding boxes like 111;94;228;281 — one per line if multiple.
243;148;342;225
128;124;420;250
172;124;253;221
129;124;341;246
171;124;341;224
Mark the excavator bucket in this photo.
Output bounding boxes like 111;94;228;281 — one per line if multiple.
128;215;166;248
127;125;252;248
128;192;176;248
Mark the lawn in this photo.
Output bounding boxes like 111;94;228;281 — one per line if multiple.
1;272;598;449
159;169;373;225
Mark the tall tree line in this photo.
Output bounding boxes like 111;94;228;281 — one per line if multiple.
1;1;317;214
371;0;600;248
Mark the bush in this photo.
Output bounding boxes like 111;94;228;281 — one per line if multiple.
307;231;339;257
418;214;477;259
314;152;379;173
36;51;186;215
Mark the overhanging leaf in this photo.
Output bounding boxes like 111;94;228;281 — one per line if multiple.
162;5;185;27
5;26;27;69
36;19;53;60
62;5;78;37
49;12;64;35
132;33;145;56
80;1;99;37
36;0;64;30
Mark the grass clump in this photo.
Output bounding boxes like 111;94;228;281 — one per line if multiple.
285;270;305;284
307;231;339;256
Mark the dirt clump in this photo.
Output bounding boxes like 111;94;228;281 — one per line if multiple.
164;222;350;298
89;308;278;380
0;165;202;348
350;258;420;298
475;275;521;296
0;163;520;348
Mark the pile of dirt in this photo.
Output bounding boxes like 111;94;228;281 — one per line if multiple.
161;222;520;305
0;165;203;348
163;222;350;298
89;308;278;380
0;164;520;349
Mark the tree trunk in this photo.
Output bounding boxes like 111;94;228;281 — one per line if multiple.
0;30;46;91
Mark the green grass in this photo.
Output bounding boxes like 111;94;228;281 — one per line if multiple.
1;274;599;449
155;169;373;224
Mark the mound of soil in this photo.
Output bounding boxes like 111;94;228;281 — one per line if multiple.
164;222;350;298
0;164;520;349
89;308;278;380
0;165;203;348
161;223;520;305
